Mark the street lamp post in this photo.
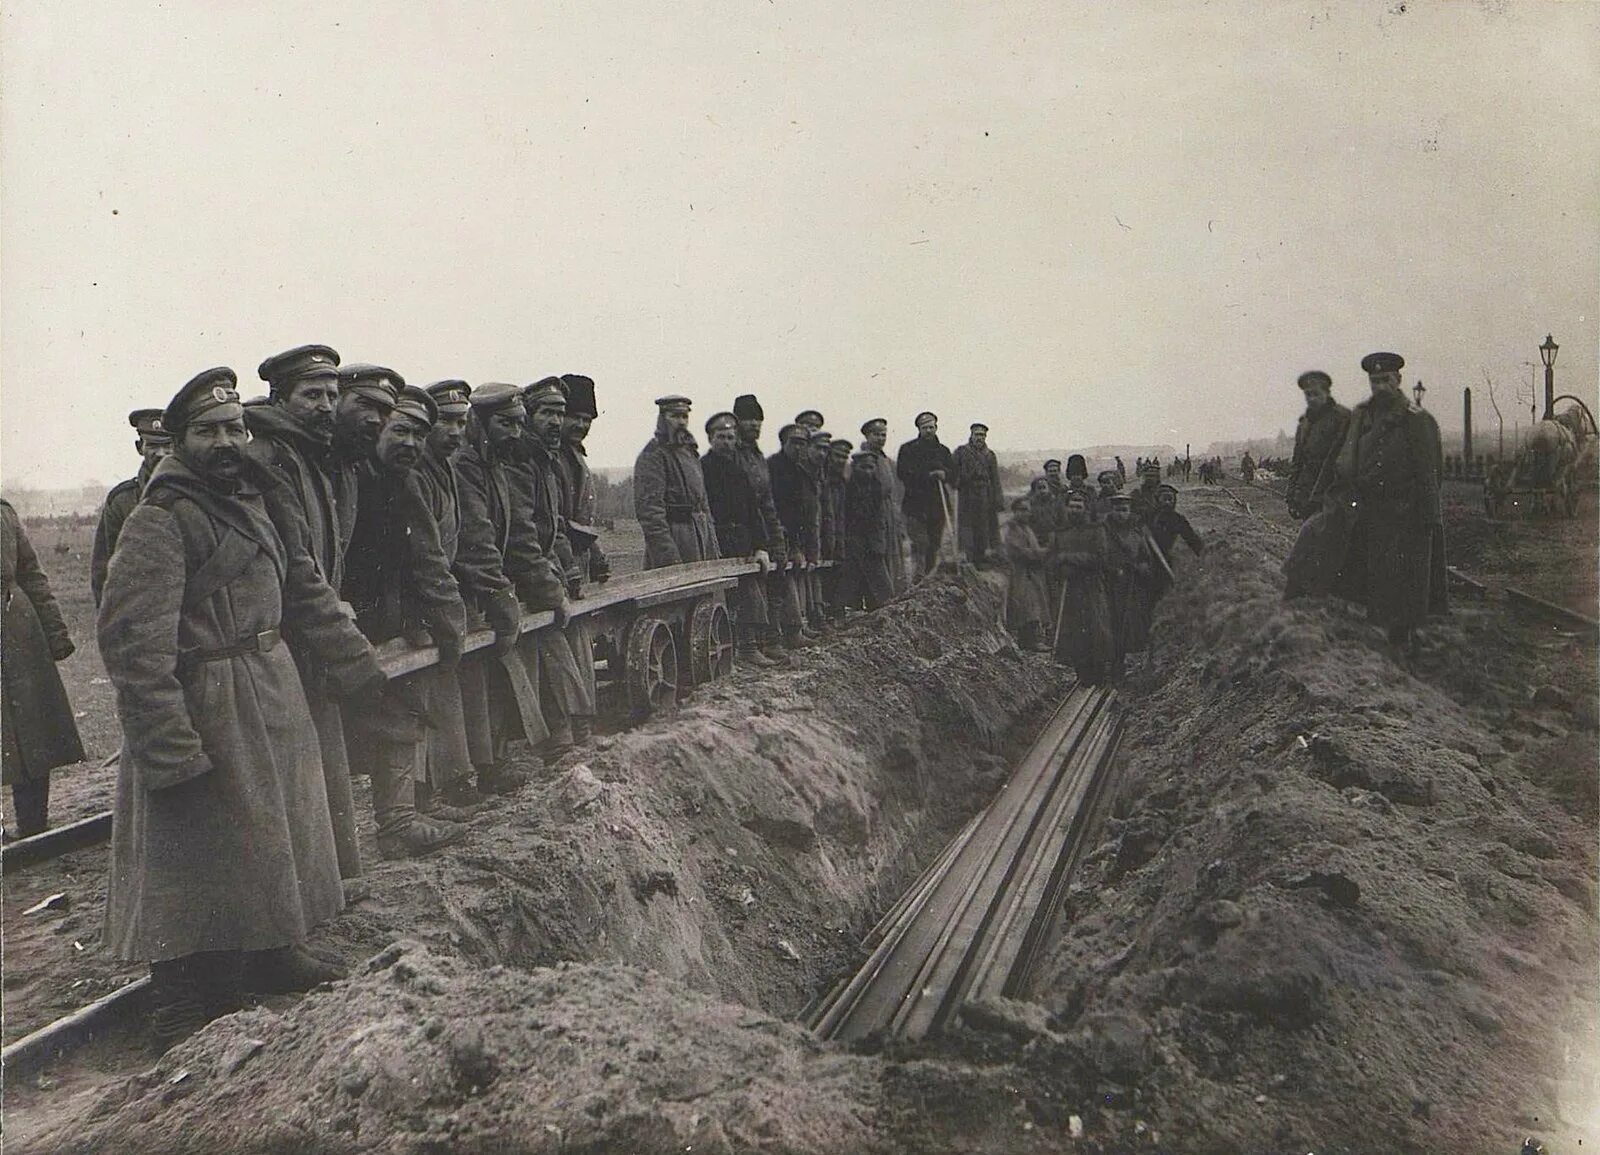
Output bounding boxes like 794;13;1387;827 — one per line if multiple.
1412;379;1426;408
1539;334;1558;419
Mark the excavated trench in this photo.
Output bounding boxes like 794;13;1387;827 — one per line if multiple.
19;502;1597;1155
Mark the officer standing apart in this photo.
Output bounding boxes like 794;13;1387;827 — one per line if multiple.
951;422;1003;567
1331;352;1447;651
635;395;719;568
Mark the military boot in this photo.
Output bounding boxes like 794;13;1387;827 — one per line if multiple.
243;943;348;995
543;721;576;759
378;816;468;860
571;717;594;746
438;777;494;815
477;763;533;797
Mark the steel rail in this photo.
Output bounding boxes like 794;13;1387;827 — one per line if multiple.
808;689;1096;1039
0;977;151;1079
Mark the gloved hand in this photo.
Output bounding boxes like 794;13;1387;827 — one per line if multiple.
429;624;462;673
567;577;583;601
552;596;572;628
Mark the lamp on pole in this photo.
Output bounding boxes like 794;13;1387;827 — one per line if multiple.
1539;334;1558;419
1412;380;1426;408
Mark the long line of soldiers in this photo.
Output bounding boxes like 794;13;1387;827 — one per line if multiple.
79;354;1013;1052
1000;455;1205;684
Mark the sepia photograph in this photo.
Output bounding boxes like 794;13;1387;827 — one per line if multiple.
1;2;1595;1151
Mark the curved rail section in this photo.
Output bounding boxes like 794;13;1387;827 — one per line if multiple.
809;683;1124;1043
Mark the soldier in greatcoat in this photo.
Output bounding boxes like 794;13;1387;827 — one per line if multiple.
1284;370;1351;521
3;498;85;838
836;449;896;611
98;368;402;1050
819;437;852;624
860;418;910;592
733;394;804;653
91;408;174;606
1330;352;1447;649
412;380;483;811
510;378;590;756
245;344;369;880
769;423;825;648
1002;496;1051;651
1104;493;1156;676
1048;492;1115;684
454;384;547;792
702;412;777;665
635;394;719;567
951;423;1004;566
897;412;955;578
340;379;470;857
554;374;611;587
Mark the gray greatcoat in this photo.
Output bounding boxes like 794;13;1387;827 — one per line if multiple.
2;500;85;785
634;431;719;569
98;456;382;962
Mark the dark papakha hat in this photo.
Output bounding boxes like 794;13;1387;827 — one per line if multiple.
1360;352;1404;376
732;393;764;420
258;344;339;386
561;374;598;418
164;366;242;432
1297;370;1332;390
1066;454;1088;477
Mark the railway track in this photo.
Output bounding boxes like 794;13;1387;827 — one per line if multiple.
808;683;1123;1043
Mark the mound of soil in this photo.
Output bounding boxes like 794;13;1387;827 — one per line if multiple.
1029;500;1599;1152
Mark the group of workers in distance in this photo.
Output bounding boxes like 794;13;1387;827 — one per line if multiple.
1003;456;1204;685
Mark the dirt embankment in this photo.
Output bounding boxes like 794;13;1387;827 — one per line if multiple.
15;573;1074;1155
1030;498;1599;1153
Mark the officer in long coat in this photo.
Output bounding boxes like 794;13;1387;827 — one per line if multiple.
3;498;86;837
951;422;1004;565
860;419;910;592
454;384;545;792
635;395;719;568
340;380;469;857
1048;492;1116;684
91;409;174;606
245;344;367;879
1002;496;1050;651
768;423;825;648
98;368;393;1050
1284;370;1352;521
1331;352;1447;648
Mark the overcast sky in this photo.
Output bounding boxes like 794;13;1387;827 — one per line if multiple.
2;0;1595;487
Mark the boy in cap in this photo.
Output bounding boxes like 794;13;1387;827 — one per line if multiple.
951;422;1004;566
91;408;174;606
1285;369;1350;521
896;412;955;578
635;395;719;567
340;386;474;855
98;366;406;1049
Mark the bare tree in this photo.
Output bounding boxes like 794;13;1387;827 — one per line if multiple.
1481;367;1504;459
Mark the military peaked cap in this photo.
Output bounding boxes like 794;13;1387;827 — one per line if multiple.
1360;352;1404;376
524;377;567;408
656;394;693;411
970;423;989;433
732;394;763;420
914;411;938;427
390;385;438;429
1297;370;1332;389
1043;458;1062;470
338;364;404;405
164;367;242;432
128;408;172;442
795;409;824;426
705;411;738;434
425;380;472;411
258;344;340;385
860;418;887;434
470;382;524;413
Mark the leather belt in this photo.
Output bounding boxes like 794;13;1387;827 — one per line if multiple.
178;628;282;673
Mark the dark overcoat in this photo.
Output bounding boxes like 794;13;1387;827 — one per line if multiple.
702;448;769;559
1049;521;1115;684
634;432;719;569
1002;518;1050;633
768;449;822;562
2;500;85;785
896;436;954;524
952;443;1003;553
90;458;156;607
98;457;381;961
1285;401;1352;519
555;442;610;582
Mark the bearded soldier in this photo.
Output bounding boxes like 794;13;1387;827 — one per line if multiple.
91;409;174;606
951;422;1003;566
702;411;777;666
635;395;719;568
99;368;406;1050
733;394;802;653
554;374;611;587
